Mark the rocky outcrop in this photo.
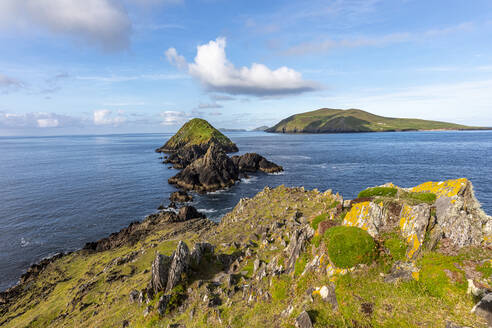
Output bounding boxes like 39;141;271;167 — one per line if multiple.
168;144;239;192
150;254;171;294
295;310;313;328
285;225;315;274
177;206;204;221
231;153;283;174
166;241;190;292
170;191;193;203
163;145;207;169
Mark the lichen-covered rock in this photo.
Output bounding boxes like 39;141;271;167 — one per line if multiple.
384;261;420;283
399;204;431;259
342;201;384;237
166;241;190;292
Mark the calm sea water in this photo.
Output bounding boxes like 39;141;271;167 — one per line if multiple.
0;131;491;291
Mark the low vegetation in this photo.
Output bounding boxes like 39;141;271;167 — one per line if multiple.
325;226;378;268
358;186;398;198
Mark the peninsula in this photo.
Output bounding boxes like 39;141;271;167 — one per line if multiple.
266;108;488;133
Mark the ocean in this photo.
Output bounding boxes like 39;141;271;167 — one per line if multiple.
0;130;491;291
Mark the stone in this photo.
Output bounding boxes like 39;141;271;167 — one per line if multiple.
150;253;171;294
157;294;171;316
384;261;419;284
285;225;315;274
319;283;338;310
295;310;313;328
399;204;431;259
445;322;471;328
177;206;204;221
230;152;283;174
472;293;492;326
129;290;139;303
190;242;214;267
170;191;193;203
166;241;190;292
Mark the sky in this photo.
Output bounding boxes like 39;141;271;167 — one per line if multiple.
0;0;492;135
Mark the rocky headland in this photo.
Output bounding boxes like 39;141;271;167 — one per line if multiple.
158;118;282;194
2;178;492;327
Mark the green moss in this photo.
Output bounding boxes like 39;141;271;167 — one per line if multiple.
418;252;466;298
270;276;291;302
325;226;377;268
358;187;397;198
294;252;310;276
384;233;407;261
311;234;322;248
310;213;328;230
401;191;437;204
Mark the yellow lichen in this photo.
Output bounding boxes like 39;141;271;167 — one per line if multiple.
343;201;371;231
411;271;420;281
410;178;468;198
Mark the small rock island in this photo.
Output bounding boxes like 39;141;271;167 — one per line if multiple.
157;118;283;193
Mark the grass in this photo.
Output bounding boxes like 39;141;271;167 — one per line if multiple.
400;191;437;205
358;187;397;198
383;232;407;261
311;213;329;230
163;118;236;150
325;226;378;268
266;108;478;133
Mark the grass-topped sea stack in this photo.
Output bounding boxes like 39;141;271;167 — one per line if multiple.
158;118;282;193
156;118;238;153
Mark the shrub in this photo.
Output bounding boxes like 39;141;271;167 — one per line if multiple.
358;187;397;198
325;226;377;268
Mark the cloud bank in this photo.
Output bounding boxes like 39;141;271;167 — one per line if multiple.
0;0;131;51
160;111;190;125
0;74;25;93
93;109;126;125
166;37;319;96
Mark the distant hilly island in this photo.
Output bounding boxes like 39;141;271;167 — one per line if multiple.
265;108;489;133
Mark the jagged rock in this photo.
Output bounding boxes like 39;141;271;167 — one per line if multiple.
150;253;172;294
157;294;171;316
129;290;139;303
285;225;315;274
163;145;207;169
295;310;313;328
177;206;205;221
384;261;419;283
190;242;214;267
166;241;190;292
170;191;193;203
231;153;283;174
399;204;431;258
472;293;492;326
168;144;239;192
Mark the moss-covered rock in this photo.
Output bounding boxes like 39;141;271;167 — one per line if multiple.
325;226;378;269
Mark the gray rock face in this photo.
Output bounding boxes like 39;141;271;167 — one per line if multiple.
150;253;171;294
472;293;492;326
166;241;191;292
190;242;214;267
285;225;315;274
384;261;419;284
157;294;171;316
319;283;338;310
295;310;313;328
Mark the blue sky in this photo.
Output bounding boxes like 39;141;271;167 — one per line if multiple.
1;0;492;135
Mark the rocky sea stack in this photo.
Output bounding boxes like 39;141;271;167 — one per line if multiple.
159;118;282;193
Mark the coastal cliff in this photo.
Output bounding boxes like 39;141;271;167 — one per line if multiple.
1;178;491;327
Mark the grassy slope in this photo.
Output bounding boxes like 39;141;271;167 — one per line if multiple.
266;108;484;133
162;118;236;151
1;185;490;327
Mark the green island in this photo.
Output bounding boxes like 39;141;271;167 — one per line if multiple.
1;178;492;327
266;108;489;133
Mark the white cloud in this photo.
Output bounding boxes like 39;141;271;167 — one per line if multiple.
93;109;126;125
0;0;131;51
0;111;81;128
197;102;223;109
166;37;319;96
160;111;190;125
37;118;60;128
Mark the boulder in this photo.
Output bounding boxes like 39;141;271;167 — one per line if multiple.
177;206;204;221
170;191;193;203
384;261;419;283
319;283;338;310
166;241;190;292
168;144;239;192
295;310;313;328
150;253;172;294
231;153;283;174
472;293;492;326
